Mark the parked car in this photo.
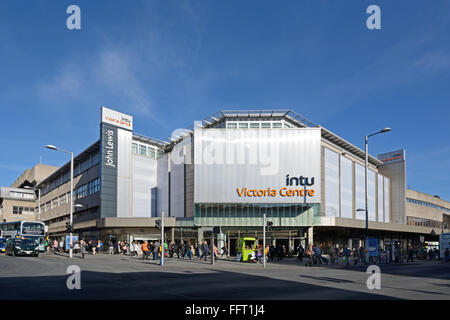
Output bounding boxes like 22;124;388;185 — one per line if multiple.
0;238;6;253
5;238;39;257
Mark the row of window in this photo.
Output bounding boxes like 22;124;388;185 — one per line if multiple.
41;152;100;197
226;121;293;129
407;216;447;229
12;206;35;215
9;191;34;200
132;142;164;159
407;198;450;213
41;178;101;212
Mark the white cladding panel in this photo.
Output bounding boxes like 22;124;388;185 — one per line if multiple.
325;148;340;217
156;155;169;217
117;129;132;217
368;169;376;221
377;174;384;222
340;155;353;219
132;155;157;217
194;128;321;203
170;142;186;217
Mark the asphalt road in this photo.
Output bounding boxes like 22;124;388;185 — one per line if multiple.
0;252;449;300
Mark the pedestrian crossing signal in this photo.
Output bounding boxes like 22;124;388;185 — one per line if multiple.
155;219;161;229
266;221;273;231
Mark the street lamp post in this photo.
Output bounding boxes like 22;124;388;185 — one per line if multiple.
161;211;165;266
46;145;74;259
263;213;266;268
364;128;391;263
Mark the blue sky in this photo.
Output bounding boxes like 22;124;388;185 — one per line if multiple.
0;0;449;200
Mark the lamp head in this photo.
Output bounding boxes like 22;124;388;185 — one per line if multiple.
45;145;58;150
380;127;391;133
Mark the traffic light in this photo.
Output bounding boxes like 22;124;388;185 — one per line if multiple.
266;221;273;231
155;219;161;229
65;221;73;233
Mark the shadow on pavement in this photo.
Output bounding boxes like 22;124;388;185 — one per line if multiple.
0;268;399;300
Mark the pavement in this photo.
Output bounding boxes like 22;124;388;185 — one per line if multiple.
0;252;449;300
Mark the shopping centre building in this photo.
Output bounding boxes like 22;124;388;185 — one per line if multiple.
7;107;449;255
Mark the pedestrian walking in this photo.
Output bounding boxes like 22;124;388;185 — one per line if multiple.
142;241;150;260
184;243;193;260
269;245;275;261
221;242;230;258
407;245;415;262
201;240;209;261
359;246;365;265
74;241;80;254
304;245;313;267
80;240;88;259
196;241;202;259
343;246;351;266
334;246;340;264
53;239;58;254
297;244;304;262
152;241;160;260
108;241;114;255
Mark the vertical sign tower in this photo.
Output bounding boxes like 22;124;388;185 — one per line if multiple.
100;107;134;218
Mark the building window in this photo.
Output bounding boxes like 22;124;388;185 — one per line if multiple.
272;122;282;128
227;122;237;128
250;123;260;128
148;147;156;159
77;184;88;199
139;145;147;156
238;123;248;128
261;122;271;128
59;194;67;206
132;143;138;154
88;178;101;195
51;198;58;209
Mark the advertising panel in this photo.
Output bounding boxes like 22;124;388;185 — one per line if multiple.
194;128;321;203
100;123;118;218
368;237;379;257
101;106;133;131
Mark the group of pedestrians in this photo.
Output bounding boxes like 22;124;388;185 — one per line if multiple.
297;243;369;267
268;244;287;261
49;238;103;256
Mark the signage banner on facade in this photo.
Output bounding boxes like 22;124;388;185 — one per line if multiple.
100;123;118;218
194;128;321;204
101;106;133;131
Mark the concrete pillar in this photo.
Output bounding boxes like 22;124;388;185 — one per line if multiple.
197;228;203;244
308;227;314;247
